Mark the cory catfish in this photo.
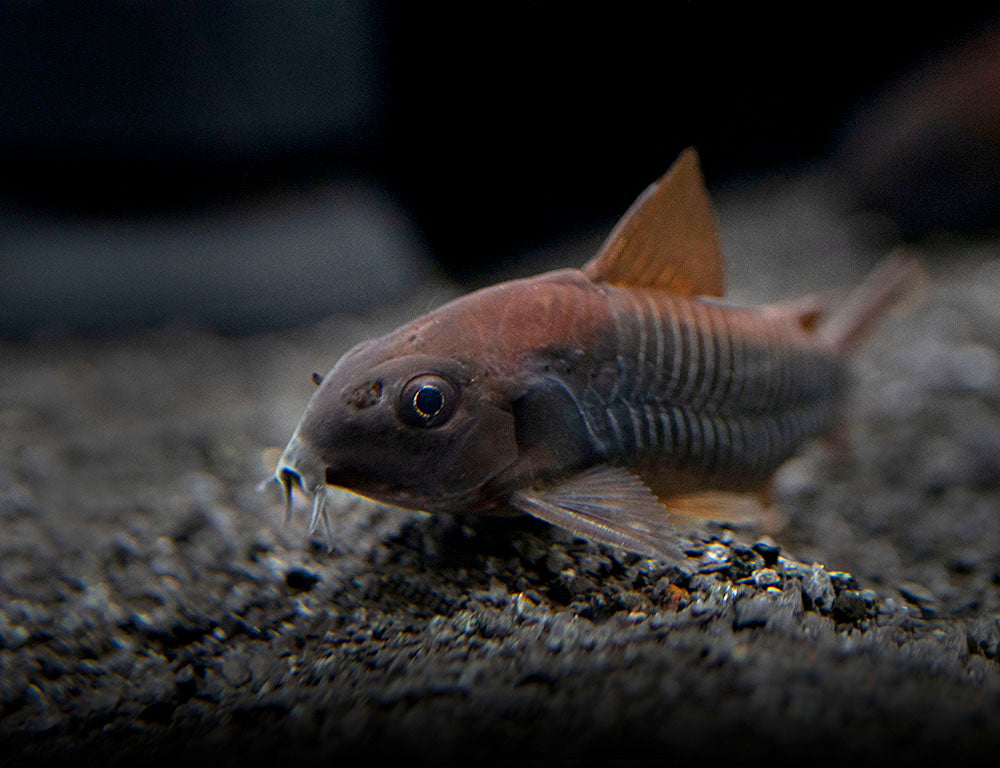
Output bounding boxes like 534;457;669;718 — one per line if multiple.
276;149;917;560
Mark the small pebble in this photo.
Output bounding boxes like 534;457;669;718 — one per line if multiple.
221;651;252;688
832;590;867;624
733;596;771;630
879;598;899;616
683;545;705;558
777;557;807;578
898;581;936;605
828;571;859;591
689;598;713;618
285;567;321;593
513;593;538;619
965;617;999;659
698;562;733;575
947;550;982;574
702;544;730;564
752;540;781;566
752;568;781;588
800;565;835;614
0;623;30;650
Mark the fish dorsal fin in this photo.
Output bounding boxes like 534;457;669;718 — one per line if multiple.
509;465;684;563
582;148;725;298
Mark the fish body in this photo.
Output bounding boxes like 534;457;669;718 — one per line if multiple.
277;149;916;559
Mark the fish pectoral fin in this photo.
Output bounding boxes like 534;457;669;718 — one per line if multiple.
509;465;684;563
581;148;725;298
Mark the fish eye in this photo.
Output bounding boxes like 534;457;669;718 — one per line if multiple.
399;374;458;428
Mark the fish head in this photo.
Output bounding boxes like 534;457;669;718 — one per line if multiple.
276;332;521;514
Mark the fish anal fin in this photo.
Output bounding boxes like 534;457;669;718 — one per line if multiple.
663;490;766;524
582;148;725;298
509;465;683;563
756;483;773;510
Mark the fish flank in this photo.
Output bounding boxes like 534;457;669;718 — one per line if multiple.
726;309;748;408
579;387;612;459
683;406;702;460
760;318;777;409
643;293;667;400
589;287;847;479
676;298;701;403
668;405;684;457
663;294;684;401
605;406;625;455
710;305;735;411
691;299;717;409
772;317;790;410
626;291;648;401
590;396;837;478
700;412;717;470
666;296;687;402
644;402;660;449
715;413;733;469
755;414;773;471
626;402;645;453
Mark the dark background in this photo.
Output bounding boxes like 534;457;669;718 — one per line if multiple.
3;7;1000;761
1;3;998;335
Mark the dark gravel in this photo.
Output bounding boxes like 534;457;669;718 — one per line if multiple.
2;173;1000;764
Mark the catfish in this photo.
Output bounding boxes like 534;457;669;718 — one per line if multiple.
275;148;920;560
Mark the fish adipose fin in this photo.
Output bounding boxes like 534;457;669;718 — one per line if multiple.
509;465;684;563
582;147;725;298
761;294;827;334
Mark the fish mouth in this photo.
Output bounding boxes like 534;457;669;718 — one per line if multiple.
275;436;335;548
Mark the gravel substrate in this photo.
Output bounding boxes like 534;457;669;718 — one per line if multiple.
2;174;1000;763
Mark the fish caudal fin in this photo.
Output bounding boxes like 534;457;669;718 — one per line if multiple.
818;250;929;355
509;465;684;563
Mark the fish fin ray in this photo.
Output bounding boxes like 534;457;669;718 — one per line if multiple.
509;465;684;562
582;148;725;298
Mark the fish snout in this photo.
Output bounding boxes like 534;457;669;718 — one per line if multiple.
275;435;339;548
275;435;327;500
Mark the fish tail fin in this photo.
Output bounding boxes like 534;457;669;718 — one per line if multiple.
818;249;929;355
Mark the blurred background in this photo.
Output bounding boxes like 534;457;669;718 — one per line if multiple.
2;3;998;338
